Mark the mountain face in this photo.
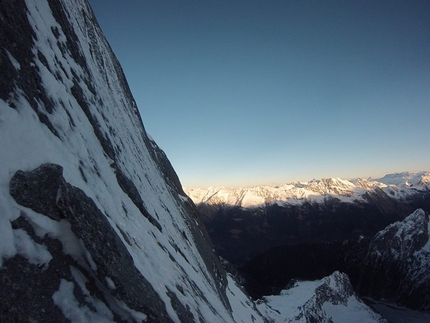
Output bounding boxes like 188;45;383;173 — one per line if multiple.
0;0;391;322
359;208;430;311
0;0;263;321
186;172;430;208
186;175;430;311
257;271;386;323
185;173;430;264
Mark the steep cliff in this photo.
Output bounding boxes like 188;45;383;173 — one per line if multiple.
257;272;386;323
0;0;384;322
0;0;263;321
359;208;430;311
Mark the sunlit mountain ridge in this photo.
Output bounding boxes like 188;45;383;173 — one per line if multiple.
185;171;430;208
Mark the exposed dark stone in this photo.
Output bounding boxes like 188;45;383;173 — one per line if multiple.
2;214;75;323
180;195;232;312
47;0;87;69
0;0;33;101
0;255;68;323
0;0;60;137
10;163;64;221
200;190;426;265
70;80;117;161
166;289;195;323
9;163;173;322
78;161;88;183
146;137;186;196
358;209;430;311
58;181;170;321
240;238;370;299
4;213;128;323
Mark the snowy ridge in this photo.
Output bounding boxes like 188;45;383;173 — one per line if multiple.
257;272;386;323
185;172;430;207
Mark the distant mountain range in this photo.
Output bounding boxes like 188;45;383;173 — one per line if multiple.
185;171;430;208
185;171;430;313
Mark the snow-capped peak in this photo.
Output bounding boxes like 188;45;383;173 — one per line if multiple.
185;172;430;208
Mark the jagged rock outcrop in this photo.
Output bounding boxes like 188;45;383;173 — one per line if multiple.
8;163;171;322
257;271;387;323
359;208;430;311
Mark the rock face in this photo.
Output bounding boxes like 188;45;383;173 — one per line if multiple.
0;0;386;322
359;209;430;311
8;164;170;322
257;272;387;323
0;0;261;321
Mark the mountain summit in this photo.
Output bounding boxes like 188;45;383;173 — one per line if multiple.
185;172;430;208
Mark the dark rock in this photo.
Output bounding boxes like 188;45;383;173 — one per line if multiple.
201;194;412;265
302;272;355;322
240;238;370;299
9;164;173;322
0;0;60;137
10;164;64;221
359;209;430;311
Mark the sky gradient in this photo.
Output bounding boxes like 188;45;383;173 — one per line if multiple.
89;0;430;187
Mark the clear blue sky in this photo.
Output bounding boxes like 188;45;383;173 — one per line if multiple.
89;0;430;188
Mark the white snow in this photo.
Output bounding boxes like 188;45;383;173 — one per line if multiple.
53;279;114;323
105;276;116;290
374;172;428;186
185;172;429;208
257;272;385;323
70;266;115;320
226;275;266;323
113;299;147;323
323;298;383;323
5;50;21;70
0;0;267;320
12;228;52;267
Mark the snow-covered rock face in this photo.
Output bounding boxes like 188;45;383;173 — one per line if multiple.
0;1;393;322
0;0;266;321
360;208;430;311
258;272;386;323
